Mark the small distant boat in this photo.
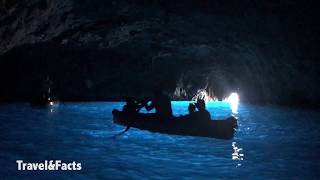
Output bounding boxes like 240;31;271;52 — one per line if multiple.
112;109;238;139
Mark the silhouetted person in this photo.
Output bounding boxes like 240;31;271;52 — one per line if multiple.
194;99;211;122
115;97;143;137
145;89;173;119
42;76;53;100
31;76;53;106
180;102;196;120
188;103;196;115
122;97;143;116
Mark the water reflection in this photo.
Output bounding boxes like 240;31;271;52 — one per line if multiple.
232;142;244;167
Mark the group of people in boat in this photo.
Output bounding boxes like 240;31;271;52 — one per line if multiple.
122;89;211;122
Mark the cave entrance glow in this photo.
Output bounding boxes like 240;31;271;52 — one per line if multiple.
226;92;239;114
191;89;239;114
191;90;239;114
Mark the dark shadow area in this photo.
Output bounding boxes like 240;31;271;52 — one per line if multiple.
0;0;319;109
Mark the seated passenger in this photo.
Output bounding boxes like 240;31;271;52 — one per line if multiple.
188;103;196;115
145;88;173;119
122;97;143;116
193;99;211;122
180;103;196;120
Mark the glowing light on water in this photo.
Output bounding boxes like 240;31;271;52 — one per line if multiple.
232;142;244;167
50;102;54;106
227;93;239;114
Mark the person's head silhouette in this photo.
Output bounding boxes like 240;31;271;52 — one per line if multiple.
125;97;134;105
196;99;206;111
188;103;196;114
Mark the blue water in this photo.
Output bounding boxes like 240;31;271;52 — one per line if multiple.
0;101;319;179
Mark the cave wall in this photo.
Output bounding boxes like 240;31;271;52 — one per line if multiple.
0;0;319;107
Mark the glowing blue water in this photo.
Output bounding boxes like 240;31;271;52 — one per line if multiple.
0;102;319;179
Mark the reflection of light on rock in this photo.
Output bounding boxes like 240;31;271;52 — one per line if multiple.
50;102;54;106
191;89;214;102
227;93;239;114
232;142;244;167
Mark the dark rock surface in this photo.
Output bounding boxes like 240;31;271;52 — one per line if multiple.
0;0;319;108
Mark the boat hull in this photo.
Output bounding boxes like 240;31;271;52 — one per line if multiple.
112;109;237;139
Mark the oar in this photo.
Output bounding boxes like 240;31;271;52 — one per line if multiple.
112;126;131;139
